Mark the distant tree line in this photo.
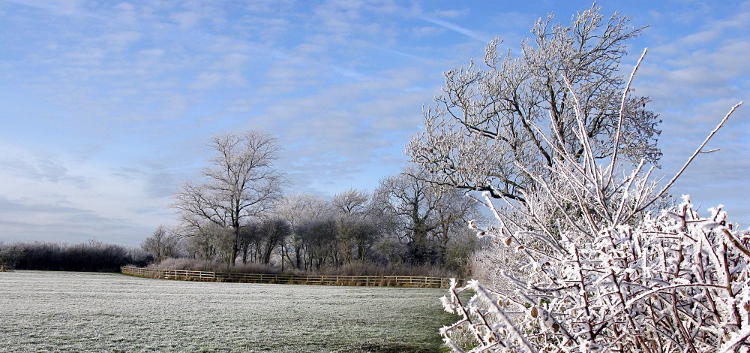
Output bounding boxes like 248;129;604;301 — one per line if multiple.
1;131;482;276
0;240;151;272
148;180;480;276
146;130;485;277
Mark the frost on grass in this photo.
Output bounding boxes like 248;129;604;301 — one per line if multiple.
0;271;452;353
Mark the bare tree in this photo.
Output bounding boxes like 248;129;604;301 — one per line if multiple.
376;169;436;265
274;193;335;269
333;188;377;264
140;225;180;262
332;188;369;215
181;221;216;261
173;130;284;266
238;221;262;264
432;188;479;266
297;218;338;270
258;218;290;265
408;4;660;203
178;221;233;263
375;166;481;266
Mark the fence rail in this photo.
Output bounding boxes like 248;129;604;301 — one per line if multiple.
121;265;457;288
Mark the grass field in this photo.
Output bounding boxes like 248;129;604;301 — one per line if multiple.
0;271;454;353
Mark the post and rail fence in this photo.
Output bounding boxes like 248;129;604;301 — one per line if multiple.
121;265;459;289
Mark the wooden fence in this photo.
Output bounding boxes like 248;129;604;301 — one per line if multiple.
121;265;456;289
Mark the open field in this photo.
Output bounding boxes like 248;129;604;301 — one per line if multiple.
0;271;454;352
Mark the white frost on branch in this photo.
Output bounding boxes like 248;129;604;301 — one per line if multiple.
419;5;747;352
438;38;747;353
445;197;750;352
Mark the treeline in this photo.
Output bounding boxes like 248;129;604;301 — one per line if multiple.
147;167;483;277
131;131;485;277
0;241;151;272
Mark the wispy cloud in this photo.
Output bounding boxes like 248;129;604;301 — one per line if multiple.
4;0;89;17
418;14;493;43
0;0;748;246
629;3;750;223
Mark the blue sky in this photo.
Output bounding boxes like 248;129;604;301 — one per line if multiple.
0;0;748;247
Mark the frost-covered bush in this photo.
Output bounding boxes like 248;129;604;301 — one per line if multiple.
443;198;750;352
438;49;747;351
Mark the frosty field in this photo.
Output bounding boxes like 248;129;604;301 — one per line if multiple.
0;271;454;352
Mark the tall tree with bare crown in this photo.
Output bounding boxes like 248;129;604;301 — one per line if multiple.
408;4;661;204
173;130;284;266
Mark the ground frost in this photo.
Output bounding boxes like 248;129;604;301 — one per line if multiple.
0;271;450;352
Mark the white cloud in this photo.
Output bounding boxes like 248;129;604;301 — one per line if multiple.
1;0;748;246
0;143;178;245
633;3;750;224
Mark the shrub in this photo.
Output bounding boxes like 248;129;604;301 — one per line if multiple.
147;257;281;274
436;39;747;352
0;241;146;272
315;262;453;277
442;199;750;352
0;242;22;271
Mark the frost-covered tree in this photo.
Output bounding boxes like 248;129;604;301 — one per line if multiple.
274;193;335;269
436;38;747;351
375;166;482;266
179;222;234;263
408;4;660;203
173;130;284;266
297;217;338;270
257;218;291;265
332;188;370;216
141;225;180;262
333;188;380;264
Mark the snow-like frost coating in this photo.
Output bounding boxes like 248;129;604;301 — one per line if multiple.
435;33;747;352
0;271;452;352
443;200;750;352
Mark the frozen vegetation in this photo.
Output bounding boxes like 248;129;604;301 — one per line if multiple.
408;5;747;351
0;271;453;352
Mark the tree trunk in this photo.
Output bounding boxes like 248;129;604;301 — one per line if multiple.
230;227;239;267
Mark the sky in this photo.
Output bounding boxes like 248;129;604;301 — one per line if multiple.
0;0;748;248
